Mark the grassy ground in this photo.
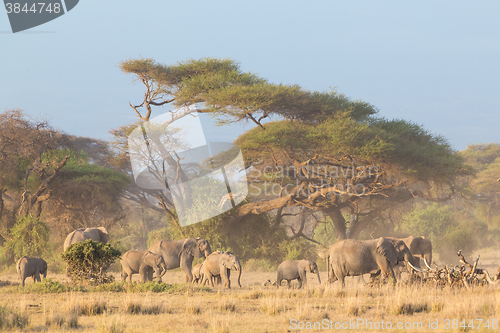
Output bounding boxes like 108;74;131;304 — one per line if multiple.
1;269;499;333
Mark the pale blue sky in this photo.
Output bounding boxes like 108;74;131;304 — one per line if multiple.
1;1;499;150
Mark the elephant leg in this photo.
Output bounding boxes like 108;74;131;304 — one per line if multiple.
139;269;146;283
180;255;194;283
296;278;302;289
205;273;214;287
33;270;40;283
276;271;283;289
286;280;291;289
335;272;345;288
328;269;338;283
202;276;209;286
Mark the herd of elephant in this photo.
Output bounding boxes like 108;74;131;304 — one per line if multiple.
15;226;433;290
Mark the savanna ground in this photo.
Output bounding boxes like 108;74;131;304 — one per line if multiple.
1;249;499;333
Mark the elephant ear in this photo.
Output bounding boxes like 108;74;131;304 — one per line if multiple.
309;262;317;272
407;236;420;254
182;238;202;257
142;252;154;266
97;227;110;243
376;237;398;265
221;257;229;268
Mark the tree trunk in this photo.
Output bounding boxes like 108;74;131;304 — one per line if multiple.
325;207;347;240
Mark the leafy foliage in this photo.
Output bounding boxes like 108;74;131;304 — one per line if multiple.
61;240;121;285
152;211;317;266
396;202;488;261
460;143;500;229
4;278;73;293
5;215;50;258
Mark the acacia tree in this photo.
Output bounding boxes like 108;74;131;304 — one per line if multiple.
119;57;471;241
0;110;129;246
0;110;70;220
460;143;500;228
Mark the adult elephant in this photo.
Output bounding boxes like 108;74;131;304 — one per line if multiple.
16;256;47;287
120;250;167;283
276;259;321;289
201;251;241;288
148;237;212;283
327;237;423;287
387;236;433;270
63;227;110;251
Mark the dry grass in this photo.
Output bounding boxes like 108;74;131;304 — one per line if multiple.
0;271;499;332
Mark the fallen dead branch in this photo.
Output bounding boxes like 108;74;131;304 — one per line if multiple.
410;250;498;289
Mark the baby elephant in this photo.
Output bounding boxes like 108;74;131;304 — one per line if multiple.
16;256;47;287
121;250;167;283
276;259;321;288
192;263;204;284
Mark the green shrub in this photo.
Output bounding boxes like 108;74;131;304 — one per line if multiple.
126;281;210;293
5;215;50;258
92;282;125;292
90;281;210;293
61;240;121;285
19;278;69;293
1;278;83;293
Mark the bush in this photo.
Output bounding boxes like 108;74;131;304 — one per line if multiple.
4;215;50;258
396;202;489;262
61;240;121;285
17;278;69;293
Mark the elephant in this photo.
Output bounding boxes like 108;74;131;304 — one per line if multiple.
63;227;110;251
201;251;241;288
276;259;321;289
120;250;167;283
192;263;203;284
16;256;47;287
193;262;221;286
386;236;433;273
263;279;277;287
148;237;212;283
327;237;423;287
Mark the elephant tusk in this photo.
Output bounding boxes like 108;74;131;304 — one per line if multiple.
407;261;425;272
423;258;432;270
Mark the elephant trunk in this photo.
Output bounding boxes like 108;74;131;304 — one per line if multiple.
204;243;212;258
159;262;167;278
153;266;162;279
404;250;416;267
315;269;321;284
234;262;242;288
